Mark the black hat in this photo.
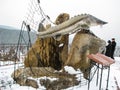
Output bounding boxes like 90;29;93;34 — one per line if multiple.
112;38;115;40
108;40;111;43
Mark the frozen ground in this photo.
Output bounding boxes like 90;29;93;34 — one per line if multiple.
0;57;120;90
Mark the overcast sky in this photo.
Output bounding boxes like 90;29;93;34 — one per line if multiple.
0;0;120;45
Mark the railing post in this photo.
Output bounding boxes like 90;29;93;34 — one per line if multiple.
99;65;103;90
106;66;110;90
96;64;99;86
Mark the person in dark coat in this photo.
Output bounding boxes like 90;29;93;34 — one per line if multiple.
111;38;116;59
105;40;112;57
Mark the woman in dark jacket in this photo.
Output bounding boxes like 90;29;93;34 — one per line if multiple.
105;40;112;57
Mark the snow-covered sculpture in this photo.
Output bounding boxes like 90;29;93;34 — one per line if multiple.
12;13;107;89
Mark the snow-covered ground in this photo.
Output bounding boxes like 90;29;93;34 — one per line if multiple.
0;57;120;90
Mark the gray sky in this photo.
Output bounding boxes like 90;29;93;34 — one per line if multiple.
0;0;120;45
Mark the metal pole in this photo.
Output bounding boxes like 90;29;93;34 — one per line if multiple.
106;66;110;90
96;64;99;86
99;65;103;90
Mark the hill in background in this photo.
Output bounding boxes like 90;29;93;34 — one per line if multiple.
0;25;37;44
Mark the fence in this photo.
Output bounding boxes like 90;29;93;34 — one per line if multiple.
0;43;28;66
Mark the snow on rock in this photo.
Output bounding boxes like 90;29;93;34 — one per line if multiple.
64;66;81;74
59;43;64;47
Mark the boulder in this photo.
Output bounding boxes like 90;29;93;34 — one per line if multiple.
11;67;79;89
11;67;55;86
40;78;79;90
26;79;39;88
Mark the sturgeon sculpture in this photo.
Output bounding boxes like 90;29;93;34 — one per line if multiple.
37;14;107;39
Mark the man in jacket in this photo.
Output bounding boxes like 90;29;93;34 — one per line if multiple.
111;38;116;59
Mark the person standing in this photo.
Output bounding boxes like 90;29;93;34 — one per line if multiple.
105;40;112;57
111;38;116;59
